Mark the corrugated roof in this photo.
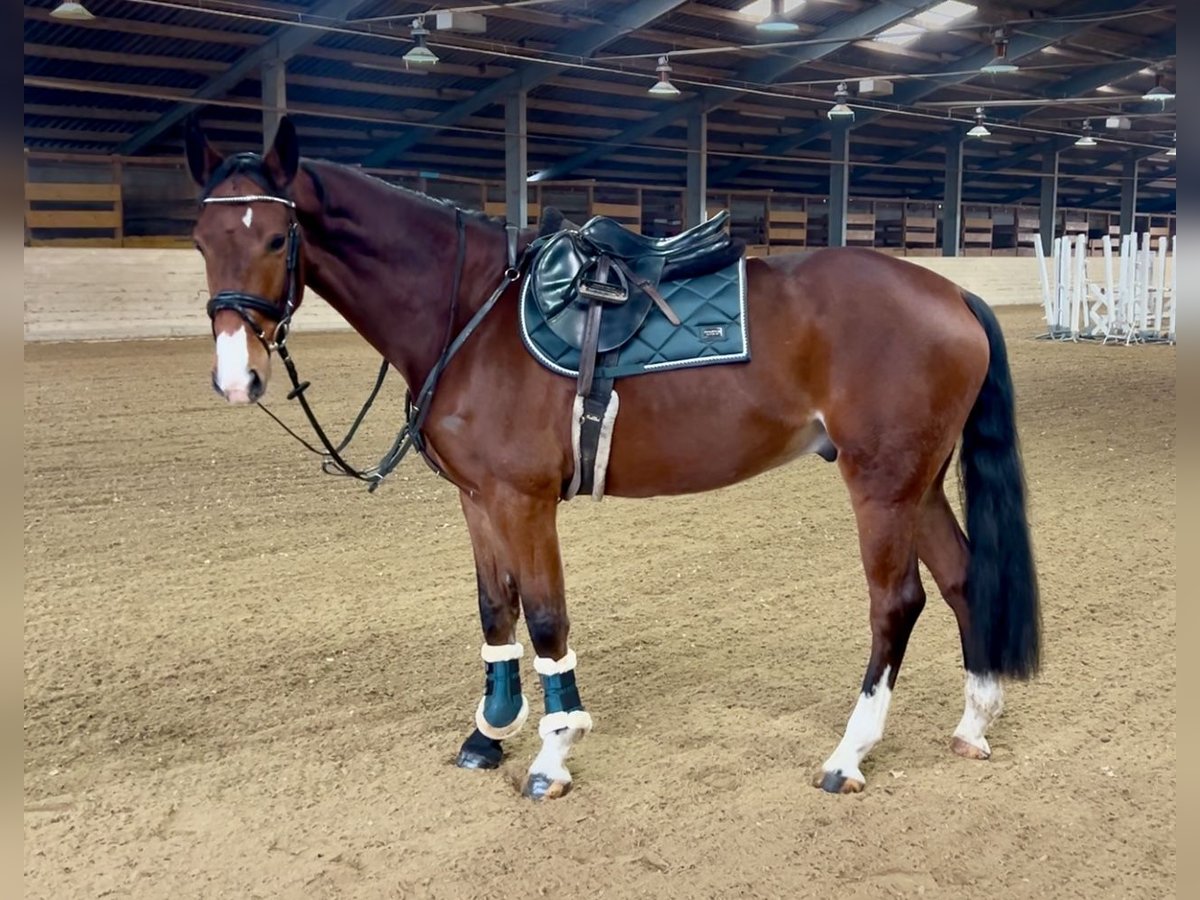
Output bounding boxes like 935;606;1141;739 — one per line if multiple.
22;0;1176;209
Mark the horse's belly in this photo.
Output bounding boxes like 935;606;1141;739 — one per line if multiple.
599;368;827;498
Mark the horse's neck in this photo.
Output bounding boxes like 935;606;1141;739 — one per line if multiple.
297;162;504;391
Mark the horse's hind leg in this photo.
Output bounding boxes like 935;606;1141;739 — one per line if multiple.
814;493;926;793
916;461;1003;760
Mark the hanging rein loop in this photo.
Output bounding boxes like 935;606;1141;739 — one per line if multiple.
201;189;527;492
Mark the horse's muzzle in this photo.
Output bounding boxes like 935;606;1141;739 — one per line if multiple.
212;368;265;405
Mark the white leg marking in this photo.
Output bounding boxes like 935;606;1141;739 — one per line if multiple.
214;327;253;402
528;726;586;786
953;672;1003;756
242;207;253;229
821;666;893;784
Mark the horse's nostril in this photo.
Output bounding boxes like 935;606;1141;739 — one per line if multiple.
248;368;264;399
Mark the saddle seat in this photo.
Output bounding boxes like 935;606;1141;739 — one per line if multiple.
527;208;744;356
577;210;732;265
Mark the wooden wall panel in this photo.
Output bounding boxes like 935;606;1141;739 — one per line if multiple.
24;248;351;342
24;248;1045;342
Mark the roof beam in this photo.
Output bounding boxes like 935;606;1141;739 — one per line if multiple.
116;0;373;155
995;148;1168;204
360;0;692;167
529;0;939;182
847;33;1175;185
23;6;263;46
708;0;1154;186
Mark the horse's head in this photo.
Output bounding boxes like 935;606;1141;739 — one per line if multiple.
186;116;304;404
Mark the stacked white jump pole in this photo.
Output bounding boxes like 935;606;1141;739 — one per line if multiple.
1036;231;1176;344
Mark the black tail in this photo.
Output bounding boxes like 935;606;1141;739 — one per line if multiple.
958;291;1041;679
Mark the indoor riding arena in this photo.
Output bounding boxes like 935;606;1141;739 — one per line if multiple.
24;2;1175;898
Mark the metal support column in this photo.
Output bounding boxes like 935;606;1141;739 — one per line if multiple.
829;123;850;248
685;110;707;227
1038;147;1059;256
505;91;529;227
942;132;964;257
261;55;287;149
1119;154;1139;236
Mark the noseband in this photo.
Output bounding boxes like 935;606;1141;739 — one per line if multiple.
200;193;300;351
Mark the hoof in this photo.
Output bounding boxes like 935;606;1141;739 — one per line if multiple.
521;773;572;801
455;729;504;770
813;769;865;794
951;735;991;760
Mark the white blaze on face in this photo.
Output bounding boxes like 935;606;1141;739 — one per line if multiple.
214;327;254;403
242;207;253;229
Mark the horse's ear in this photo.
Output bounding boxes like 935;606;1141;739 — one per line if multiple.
263;116;299;188
185;115;223;187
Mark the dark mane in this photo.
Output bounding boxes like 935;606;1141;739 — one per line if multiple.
300;157;505;229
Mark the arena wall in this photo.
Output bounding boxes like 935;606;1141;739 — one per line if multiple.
24;247;1050;342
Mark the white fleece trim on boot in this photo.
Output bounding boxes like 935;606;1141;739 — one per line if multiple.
538;709;594;739
475;693;530;741
533;649;578;676
591;389;619;501
480;642;524;663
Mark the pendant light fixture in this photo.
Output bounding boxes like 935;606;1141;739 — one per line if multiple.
648;55;681;97
756;0;800;34
826;82;854;121
402;17;438;66
1142;71;1175;103
981;27;1018;74
50;0;95;19
966;107;990;138
1074;120;1097;148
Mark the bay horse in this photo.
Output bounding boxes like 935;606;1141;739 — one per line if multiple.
186;117;1039;800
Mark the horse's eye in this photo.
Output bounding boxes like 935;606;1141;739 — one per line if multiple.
268;233;287;252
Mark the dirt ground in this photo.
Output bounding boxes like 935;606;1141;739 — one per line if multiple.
24;306;1174;899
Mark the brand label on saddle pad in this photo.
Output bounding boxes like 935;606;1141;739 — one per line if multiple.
520;258;748;379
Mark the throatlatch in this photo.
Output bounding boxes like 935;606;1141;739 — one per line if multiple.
475;643;530;740
534;649;594;738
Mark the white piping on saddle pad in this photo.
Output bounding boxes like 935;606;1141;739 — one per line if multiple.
567;390;620;502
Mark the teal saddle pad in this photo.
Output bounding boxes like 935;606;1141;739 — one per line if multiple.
519;258;749;379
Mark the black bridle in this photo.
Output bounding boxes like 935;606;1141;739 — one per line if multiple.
199;179;525;492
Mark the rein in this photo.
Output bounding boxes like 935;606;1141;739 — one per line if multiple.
200;187;524;493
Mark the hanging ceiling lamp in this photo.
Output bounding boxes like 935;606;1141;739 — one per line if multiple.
50;0;95;19
826;81;854;121
756;0;800;34
966;106;990;138
980;27;1018;74
1142;71;1175;102
1074;120;1097;148
648;55;681;97
402;17;438;66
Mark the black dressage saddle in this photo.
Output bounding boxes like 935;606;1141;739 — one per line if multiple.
527;208;744;384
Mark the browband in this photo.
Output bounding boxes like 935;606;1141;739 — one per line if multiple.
202;194;296;208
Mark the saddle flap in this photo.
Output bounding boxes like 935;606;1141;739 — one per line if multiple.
528;231;657;353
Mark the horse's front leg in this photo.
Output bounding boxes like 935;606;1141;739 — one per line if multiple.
454;570;528;770
458;487;591;800
454;497;529;771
